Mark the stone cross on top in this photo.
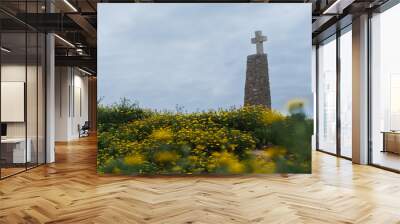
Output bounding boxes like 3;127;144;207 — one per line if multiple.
251;31;267;55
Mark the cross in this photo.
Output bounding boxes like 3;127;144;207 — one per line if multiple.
251;31;267;55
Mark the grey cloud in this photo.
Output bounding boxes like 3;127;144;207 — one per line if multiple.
98;3;312;116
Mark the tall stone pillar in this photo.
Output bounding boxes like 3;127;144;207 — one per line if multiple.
244;54;271;108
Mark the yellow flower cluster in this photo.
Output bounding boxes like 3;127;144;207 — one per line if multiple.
124;154;144;166
98;103;313;174
207;151;245;174
154;151;180;163
261;109;285;125
250;158;276;174
150;128;173;142
262;146;286;158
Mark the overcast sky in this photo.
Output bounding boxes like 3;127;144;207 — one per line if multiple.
98;4;312;115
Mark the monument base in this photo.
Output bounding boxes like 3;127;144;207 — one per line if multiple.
244;53;271;108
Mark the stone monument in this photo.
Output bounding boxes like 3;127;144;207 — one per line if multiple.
244;31;271;108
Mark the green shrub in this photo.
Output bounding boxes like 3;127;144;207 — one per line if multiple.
97;102;313;174
98;98;152;132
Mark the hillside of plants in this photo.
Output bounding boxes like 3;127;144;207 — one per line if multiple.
97;99;313;175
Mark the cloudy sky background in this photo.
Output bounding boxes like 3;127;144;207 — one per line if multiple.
98;4;312;115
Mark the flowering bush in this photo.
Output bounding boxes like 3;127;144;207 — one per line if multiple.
97;98;152;133
98;102;312;174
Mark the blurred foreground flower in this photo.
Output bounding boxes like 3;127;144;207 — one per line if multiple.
287;99;305;115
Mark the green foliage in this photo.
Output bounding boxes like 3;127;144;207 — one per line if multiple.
97;98;152;132
97;101;313;174
269;115;313;173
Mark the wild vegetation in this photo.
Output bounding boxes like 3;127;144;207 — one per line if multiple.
98;99;312;174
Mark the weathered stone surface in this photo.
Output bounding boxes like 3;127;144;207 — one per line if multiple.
244;53;271;108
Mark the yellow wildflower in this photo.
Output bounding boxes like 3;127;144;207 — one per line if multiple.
124;154;144;166
251;158;276;173
150;128;173;142
262;109;285;125
154;151;180;163
228;162;245;173
208;151;245;174
262;146;286;158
